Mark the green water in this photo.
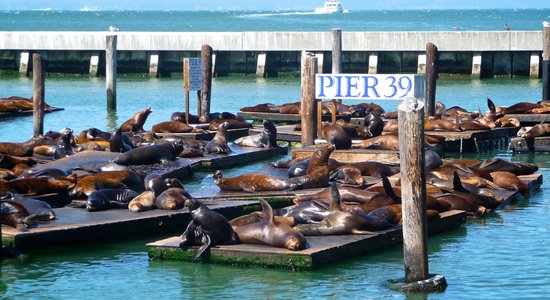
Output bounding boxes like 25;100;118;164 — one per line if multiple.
0;76;549;298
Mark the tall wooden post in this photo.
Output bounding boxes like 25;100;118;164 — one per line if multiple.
106;34;117;110
398;96;428;283
425;43;438;116
33;53;45;137
543;22;550;100
331;28;342;124
200;44;213;119
301;53;318;146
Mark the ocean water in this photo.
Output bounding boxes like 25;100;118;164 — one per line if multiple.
1;9;550;299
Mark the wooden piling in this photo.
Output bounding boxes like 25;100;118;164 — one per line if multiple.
331;28;342;124
425;42;438;117
398;96;429;283
301;53;318;146
32;53;45;137
106;34;117;110
200;44;213;119
543;22;550;100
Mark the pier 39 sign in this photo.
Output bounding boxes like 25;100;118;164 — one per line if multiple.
315;74;424;100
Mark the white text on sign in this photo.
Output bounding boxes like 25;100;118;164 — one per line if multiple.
315;74;424;100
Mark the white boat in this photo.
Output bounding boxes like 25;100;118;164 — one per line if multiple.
314;0;347;14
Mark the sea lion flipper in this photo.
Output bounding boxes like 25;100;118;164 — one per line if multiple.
452;171;468;193
487;98;496;113
329;182;341;211
259;199;274;224
194;234;211;260
382;176;400;203
479;158;497;169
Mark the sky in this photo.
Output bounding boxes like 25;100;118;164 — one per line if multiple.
1;0;549;11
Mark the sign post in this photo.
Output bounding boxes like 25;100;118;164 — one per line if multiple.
314;72;446;292
183;57;202;124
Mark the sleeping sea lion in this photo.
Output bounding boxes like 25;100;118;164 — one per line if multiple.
113;141;184;165
86;188;139;211
155;187;191;210
213;170;300;192
234;199;307;251
321;123;352;149
128;191;156;213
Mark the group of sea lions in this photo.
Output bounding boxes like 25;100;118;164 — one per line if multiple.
241;101;385;117
0;96;57;114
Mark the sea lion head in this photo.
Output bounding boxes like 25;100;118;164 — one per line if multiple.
263;119;276;133
213;170;223;182
283;232;307;251
184;198;202;211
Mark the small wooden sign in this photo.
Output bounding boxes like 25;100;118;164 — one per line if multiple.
184;57;202;92
315;74;424;100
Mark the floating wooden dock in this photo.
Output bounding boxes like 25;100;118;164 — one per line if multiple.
146;210;467;270
2;200;258;250
0;106;64;119
510;136;550;153
150;127;250;141
293;145;402;164
504;114;550;125
427;127;517;153
238;111;350;124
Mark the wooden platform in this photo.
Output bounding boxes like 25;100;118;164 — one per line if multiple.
2;200;258;250
428;127;517;153
504;114;550;125
293;145;402;164
150;127;250;141
510;136;550;153
146;210;467;270
238;111;350;124
0;106;64;119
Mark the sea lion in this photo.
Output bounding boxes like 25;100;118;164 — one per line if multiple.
205;121;232;154
120;106;152;132
71;170;144;198
291;145;335;189
351;134;400;151
234;199;306;251
329;166;365;186
128;191;156;213
8;174;77;195
320;123;352;150
294;183;394;236
274;200;330;225
501;102;542;114
113;141;184;165
178;144;206;158
1;200;40;231
155;187;191;210
209;118;252;131
152;121;196;133
518;123;550;139
0;154;36;170
383;120;399;133
171;112;201;124
229;211;295;228
88;127;112;141
489;171;530;197
179;198;240;259
357;113;384;138
144;174;169;197
240;103;280;113
494;117;520;128
367;204;403;225
86;188;139;211
1;192;55;221
294;185;381;205
213;170;300;192
471;158;538;176
278;102;301;114
425;119;462;131
53;129;75;159
109;127;134;153
337;161;400;179
0;142;33;157
233;119;278;148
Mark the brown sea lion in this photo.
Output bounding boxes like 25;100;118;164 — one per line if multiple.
294;185;381;205
351;135;400;151
208;118;252;131
155;187;191;210
274;200;330;225
213;170;300;192
383;111;398;119
435;193;487;217
0;142;33;157
501;102;542;114
152;121;195;133
128;191;156;213
278;102;301;114
494;117;520;128
294;183;394;236
529;106;550;114
357;113;384;138
367;204;403;224
120;106;152;132
425;119;462;131
2;192;55;221
383;120;399;133
489;171;530;197
518;123;550;139
71;170;144;198
234;199;307;251
1;200;40;231
233;119;278;148
205;122;232;154
240;103;280;113
171;112;201;124
0;154;36;170
229;211;295;228
344;161;400;178
8;174;77;195
471;158;538;175
179;198;240;259
113;140;184;165
329;166;365;186
321;123;352;150
291;145;335;189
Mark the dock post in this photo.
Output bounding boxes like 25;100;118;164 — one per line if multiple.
315;53;324;74
425;43;438;117
33;53;45;137
417;54;426;74
530;52;540;79
331;28;342;124
148;52;160;78
300;52;318;146
543;22;550;100
106;34;117;110
472;52;482;79
89;52;99;77
256;52;267;77
200;44;213;120
368;53;378;74
19;51;30;76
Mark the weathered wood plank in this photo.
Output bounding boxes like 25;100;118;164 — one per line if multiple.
510;136;550;152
